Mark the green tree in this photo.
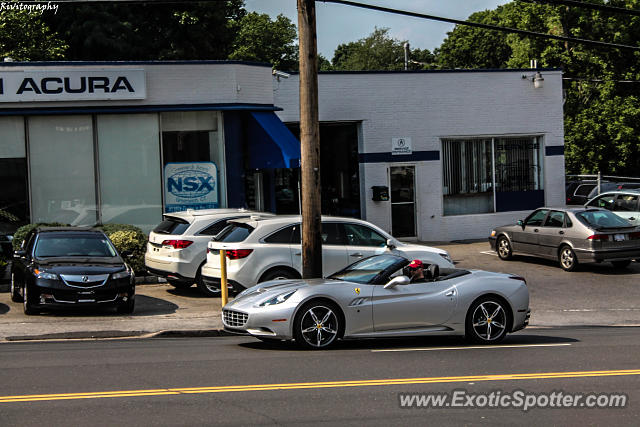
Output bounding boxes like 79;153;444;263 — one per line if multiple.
228;12;298;71
0;9;67;60
331;27;434;71
434;0;640;175
42;1;246;60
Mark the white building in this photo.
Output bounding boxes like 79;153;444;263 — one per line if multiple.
274;69;565;241
0;61;564;241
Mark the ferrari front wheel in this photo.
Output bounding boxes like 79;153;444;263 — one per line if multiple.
466;297;509;344
294;301;341;350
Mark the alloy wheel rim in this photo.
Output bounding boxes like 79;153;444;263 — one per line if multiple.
472;301;506;341
498;239;510;257
561;248;574;268
23;284;28;310
300;305;338;348
10;273;15;295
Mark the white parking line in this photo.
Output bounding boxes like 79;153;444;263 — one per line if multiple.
480;251;498;256
371;343;572;353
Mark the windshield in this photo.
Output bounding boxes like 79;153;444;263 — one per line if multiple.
577;210;633;229
328;254;407;284
34;234;118;258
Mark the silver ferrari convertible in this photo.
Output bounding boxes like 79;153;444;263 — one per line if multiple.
222;254;530;349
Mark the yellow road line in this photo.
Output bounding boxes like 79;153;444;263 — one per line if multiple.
1;369;639;403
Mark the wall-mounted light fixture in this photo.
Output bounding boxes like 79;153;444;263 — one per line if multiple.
522;71;544;89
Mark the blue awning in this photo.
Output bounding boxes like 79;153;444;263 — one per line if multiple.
247;112;301;169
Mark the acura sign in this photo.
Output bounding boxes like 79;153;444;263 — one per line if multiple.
0;69;146;102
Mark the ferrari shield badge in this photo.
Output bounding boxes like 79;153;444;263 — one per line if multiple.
354;288;360;295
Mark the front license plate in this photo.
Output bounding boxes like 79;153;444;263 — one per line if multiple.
614;234;626;241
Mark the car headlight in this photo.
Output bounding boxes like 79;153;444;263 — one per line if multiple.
439;252;453;264
112;270;131;280
259;290;296;307
33;269;58;280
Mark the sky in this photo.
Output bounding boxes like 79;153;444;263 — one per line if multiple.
245;0;512;60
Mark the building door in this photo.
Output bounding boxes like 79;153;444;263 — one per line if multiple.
390;165;416;238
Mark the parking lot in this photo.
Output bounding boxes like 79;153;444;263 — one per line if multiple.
0;240;639;341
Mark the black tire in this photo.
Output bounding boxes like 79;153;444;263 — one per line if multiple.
293;300;341;350
168;280;193;290
22;283;37;315
558;245;578;271
196;274;221;297
10;272;22;303
612;260;631;269
117;296;135;314
259;268;298;283
496;236;513;260
465;297;509;344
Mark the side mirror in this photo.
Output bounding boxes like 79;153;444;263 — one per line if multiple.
384;275;410;289
386;238;396;250
517;220;524;228
14;249;27;258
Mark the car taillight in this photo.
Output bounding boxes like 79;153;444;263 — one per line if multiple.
226;249;253;260
508;275;526;285
629;232;640;240
587;234;609;241
162;240;193;249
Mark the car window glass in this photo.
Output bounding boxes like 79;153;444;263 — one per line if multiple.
34;234;117;258
525;209;548;226
575;184;596;196
322;223;345;245
214;224;254;242
564;214;573;228
614;195;639;212
343;223;387;247
590;195;615;210
199;218;237;236
577;211;631;228
544;211;565;227
153;217;190;235
264;225;296;244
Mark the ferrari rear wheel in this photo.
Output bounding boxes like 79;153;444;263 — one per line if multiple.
466;297;508;344
294;301;341;349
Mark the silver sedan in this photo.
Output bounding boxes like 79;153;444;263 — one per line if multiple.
489;207;640;271
222;254;530;349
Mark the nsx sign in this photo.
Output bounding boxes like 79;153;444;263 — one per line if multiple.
0;69;146;102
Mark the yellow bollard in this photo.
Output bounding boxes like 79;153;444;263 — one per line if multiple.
220;249;228;307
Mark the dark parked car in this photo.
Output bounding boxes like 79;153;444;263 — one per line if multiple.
565;180;600;205
10;227;135;314
489;207;640;271
584;182;640;202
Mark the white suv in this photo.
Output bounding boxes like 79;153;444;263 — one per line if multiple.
585;189;640;226
145;209;272;295
200;215;454;292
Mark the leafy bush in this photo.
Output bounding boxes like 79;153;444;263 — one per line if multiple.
97;224;147;274
12;223;69;251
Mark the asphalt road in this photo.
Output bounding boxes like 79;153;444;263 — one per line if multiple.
0;327;638;426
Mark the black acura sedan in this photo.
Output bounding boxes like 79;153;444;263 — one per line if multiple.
10;227;135;315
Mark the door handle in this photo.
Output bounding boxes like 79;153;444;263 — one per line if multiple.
445;290;455;297
534;229;539;232
559;231;564;235
350;253;363;257
629;217;636;221
294;253;301;256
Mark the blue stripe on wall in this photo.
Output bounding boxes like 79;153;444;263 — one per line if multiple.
545;146;565;156
359;151;440;163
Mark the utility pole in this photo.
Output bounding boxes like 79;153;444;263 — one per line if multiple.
297;0;323;278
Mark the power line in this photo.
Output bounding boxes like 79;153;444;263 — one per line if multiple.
319;0;640;51
518;0;640;17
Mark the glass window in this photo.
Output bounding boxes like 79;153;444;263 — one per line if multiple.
575;184;596;197
587;195;615;209
442;136;544;215
525;209;548;226
328;254;404;284
614;195;639;212
199;219;237;236
0;117;29;234
343;223;387;247
264;225;297;244
97;114;162;234
29;116;96;225
153;217;190;235
577;210;631;228
34;233;116;258
214;224;254;242
544;211;565;227
322;222;345;245
0;117;26;158
161;111;226;209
